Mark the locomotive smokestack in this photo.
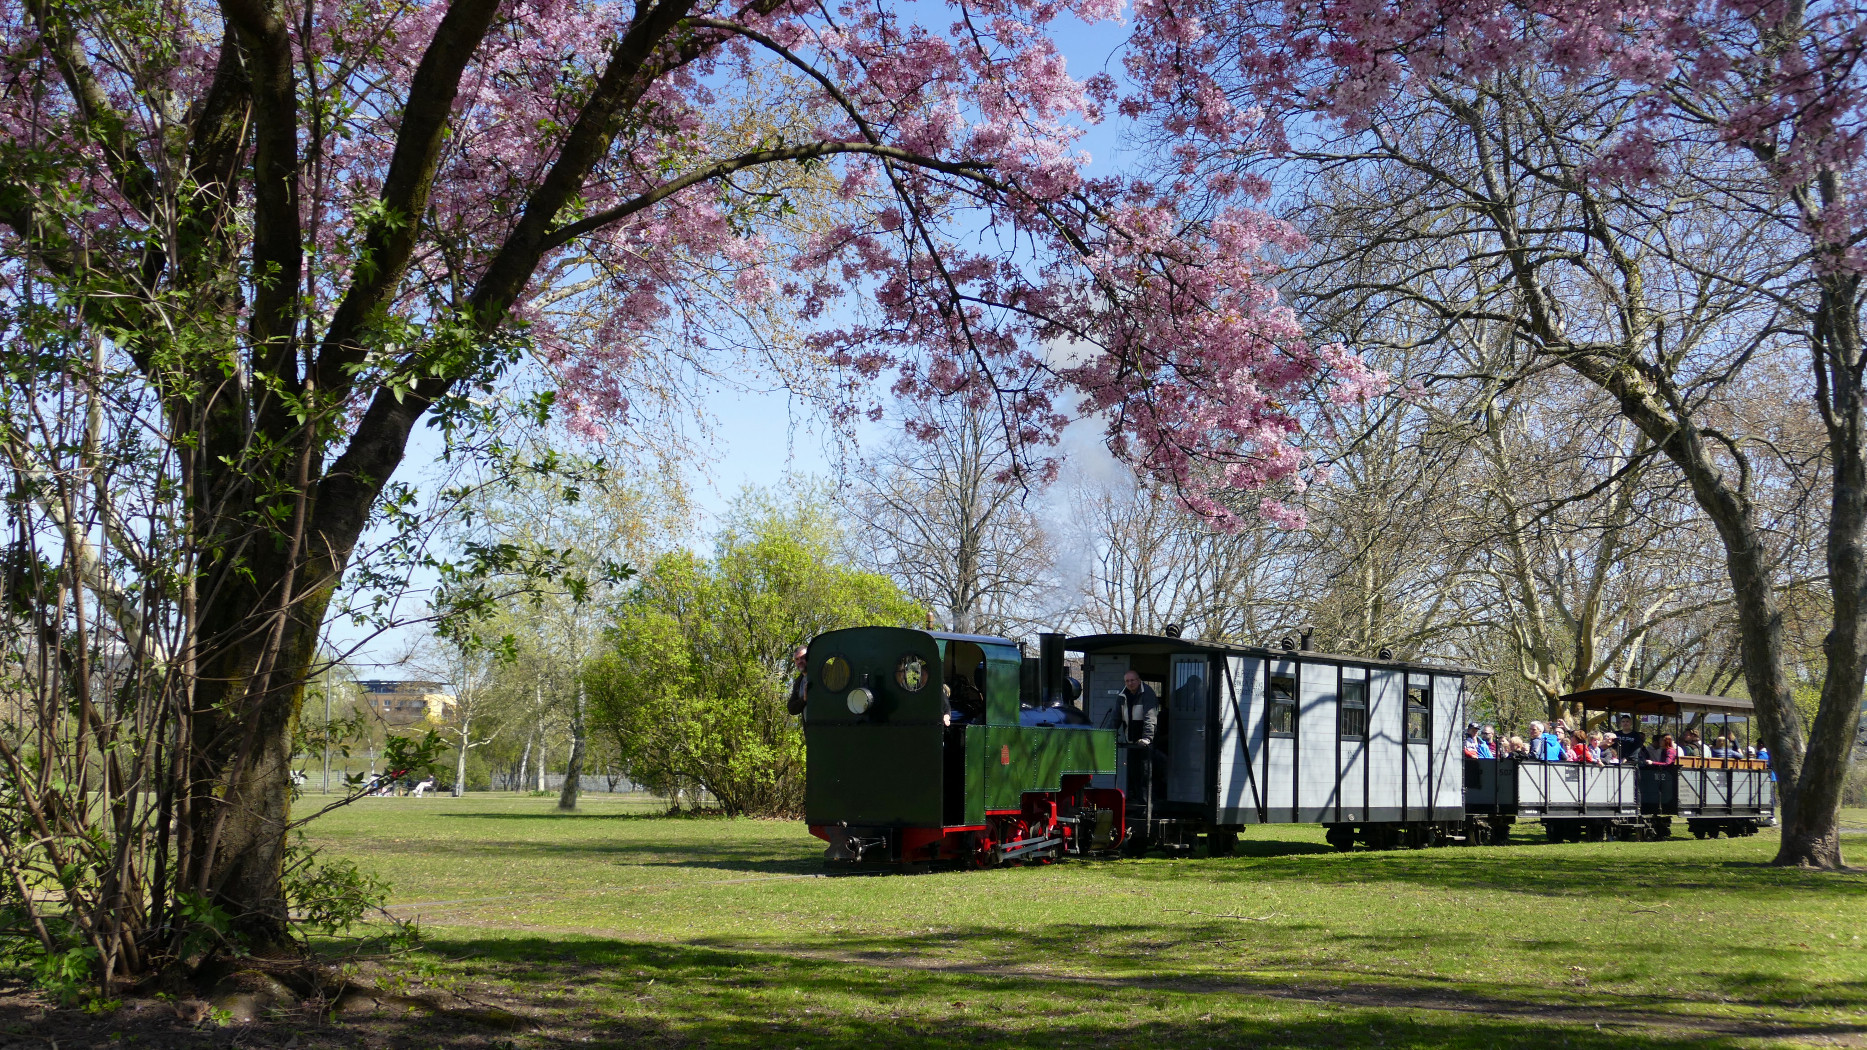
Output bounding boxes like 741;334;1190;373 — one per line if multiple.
1039;632;1066;704
1299;625;1315;651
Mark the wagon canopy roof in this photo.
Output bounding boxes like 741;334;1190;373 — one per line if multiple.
1064;633;1488;677
1561;686;1754;715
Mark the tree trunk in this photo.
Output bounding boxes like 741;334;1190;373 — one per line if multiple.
182;599;325;949
558;682;586;811
1782;277;1867;868
517;732;533;793
452;715;470;798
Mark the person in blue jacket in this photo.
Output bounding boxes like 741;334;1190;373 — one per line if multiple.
1529;720;1566;761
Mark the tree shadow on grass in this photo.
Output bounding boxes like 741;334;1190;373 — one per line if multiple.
738;920;1867;1015
1173;841;1867;901
400;934;1867;1049
433;811;694;821
366;834;829;875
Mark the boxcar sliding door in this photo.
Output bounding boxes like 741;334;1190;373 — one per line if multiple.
1297;660;1338;823
1367;667;1404;822
1216;656;1266;824
1431;675;1466;821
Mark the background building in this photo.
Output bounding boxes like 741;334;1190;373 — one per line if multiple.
356;679;456;727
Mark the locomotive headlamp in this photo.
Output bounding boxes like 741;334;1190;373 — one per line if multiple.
846;686;874;714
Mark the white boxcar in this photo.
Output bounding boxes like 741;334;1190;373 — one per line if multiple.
1070;633;1480;851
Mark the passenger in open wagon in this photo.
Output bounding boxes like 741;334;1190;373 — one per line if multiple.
1640;734;1680;767
1530;721;1566;761
1613;715;1645;760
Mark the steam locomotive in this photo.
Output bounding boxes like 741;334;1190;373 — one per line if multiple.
802;626;1776;867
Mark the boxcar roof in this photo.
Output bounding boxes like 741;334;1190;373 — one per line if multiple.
1065;633;1488;676
1561;686;1754;714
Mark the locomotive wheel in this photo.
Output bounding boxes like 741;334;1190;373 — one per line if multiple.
1208;830;1239;857
1325;826;1355;852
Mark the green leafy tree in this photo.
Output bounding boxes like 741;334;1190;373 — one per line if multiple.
588;491;921;815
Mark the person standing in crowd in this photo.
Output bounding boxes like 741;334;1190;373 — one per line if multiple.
1613;714;1645;760
1482;725;1500;754
1570;729;1600;764
1710;734;1738;759
1679;729;1705;757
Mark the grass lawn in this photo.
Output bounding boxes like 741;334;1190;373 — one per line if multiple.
302;794;1867;1048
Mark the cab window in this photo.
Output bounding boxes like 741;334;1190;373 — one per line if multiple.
945;641;987;721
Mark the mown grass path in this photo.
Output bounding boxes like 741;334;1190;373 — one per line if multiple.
303;795;1867;1048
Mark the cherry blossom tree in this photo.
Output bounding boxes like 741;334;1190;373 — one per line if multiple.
0;0;1383;978
1120;0;1862;865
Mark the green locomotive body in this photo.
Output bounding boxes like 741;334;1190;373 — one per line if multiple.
803;626;1124;866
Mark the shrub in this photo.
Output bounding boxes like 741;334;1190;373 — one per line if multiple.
587;494;921;816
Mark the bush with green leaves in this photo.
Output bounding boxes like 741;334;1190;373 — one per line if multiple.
587;492;922;816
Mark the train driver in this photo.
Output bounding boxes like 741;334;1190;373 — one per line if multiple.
1118;669;1161;827
1121;670;1160;749
786;646;809;716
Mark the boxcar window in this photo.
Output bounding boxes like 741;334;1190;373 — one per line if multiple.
1405;680;1430;743
1339;678;1367;739
1268;673;1296;736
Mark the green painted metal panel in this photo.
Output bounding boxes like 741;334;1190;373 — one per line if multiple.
982;726;1118;810
964;724;986;824
806;724;945;826
985;647;1022;725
